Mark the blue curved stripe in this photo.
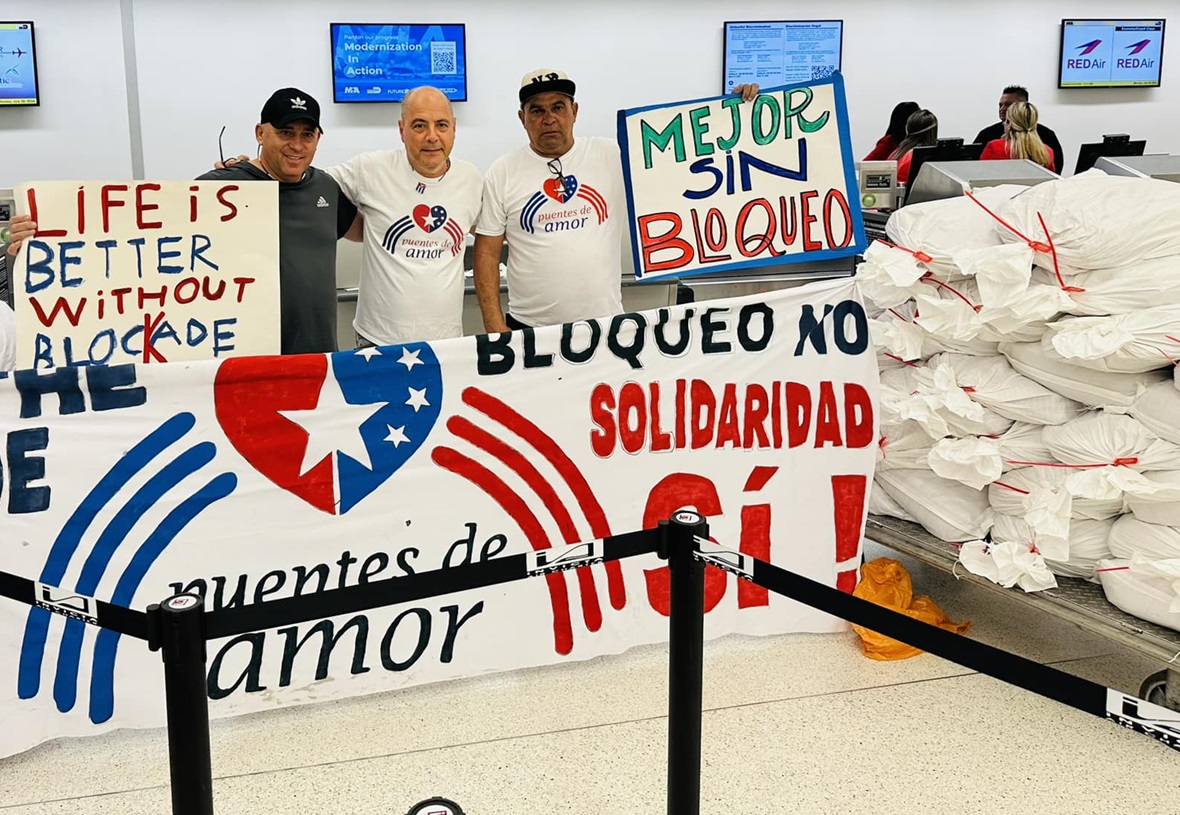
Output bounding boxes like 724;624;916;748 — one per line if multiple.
18;413;196;701
520;192;547;234
89;472;237;724
383;216;414;253
53;441;217;712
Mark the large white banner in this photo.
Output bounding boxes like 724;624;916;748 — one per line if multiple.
12;180;280;370
0;281;877;758
617;74;866;281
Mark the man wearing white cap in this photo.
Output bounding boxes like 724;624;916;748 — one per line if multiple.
473;69;756;333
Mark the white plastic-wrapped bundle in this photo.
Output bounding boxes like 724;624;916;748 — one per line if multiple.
997;171;1180;270
1042;412;1180;471
1124;471;1180;527
875;420;934;471
992;514;1114;579
1001;340;1169;409
1130;380;1180;446
855;241;928;309
1031;256;1180;317
995;422;1053;469
928;353;1083;426
875;468;993;542
881;361;1014;440
1109;514;1180;561
870;308;926;368
927;424;1054;491
913;277;1055;347
1098;559;1180;632
868;479;918;522
988;466;1124;521
1043;307;1180;374
885;184;1030;279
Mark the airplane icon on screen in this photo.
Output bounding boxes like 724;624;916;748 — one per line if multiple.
0;48;25;57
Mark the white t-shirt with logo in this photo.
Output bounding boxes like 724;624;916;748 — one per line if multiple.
328;150;482;344
475;137;624;328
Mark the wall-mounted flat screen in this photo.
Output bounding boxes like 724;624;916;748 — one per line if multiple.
1059;19;1165;88
0;22;39;106
330;23;467;103
723;20;842;91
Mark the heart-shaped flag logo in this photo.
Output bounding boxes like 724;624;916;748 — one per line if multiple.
214;345;444;515
412;203;448;233
542;175;578;203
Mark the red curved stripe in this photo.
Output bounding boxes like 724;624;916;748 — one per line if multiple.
431;446;574;655
462;388;627;611
447;416;602;632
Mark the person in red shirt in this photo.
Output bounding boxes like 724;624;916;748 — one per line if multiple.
980;101;1055;170
891;109;938;185
864;101;920;161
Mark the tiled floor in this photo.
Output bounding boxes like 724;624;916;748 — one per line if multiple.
2;544;1177;814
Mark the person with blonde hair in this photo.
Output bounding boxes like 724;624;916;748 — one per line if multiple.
890;109;938;185
980;101;1055;170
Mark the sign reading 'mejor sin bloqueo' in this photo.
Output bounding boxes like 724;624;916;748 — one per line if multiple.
617;73;866;281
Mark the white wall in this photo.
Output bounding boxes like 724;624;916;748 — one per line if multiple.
3;0;1178;186
0;0;133;187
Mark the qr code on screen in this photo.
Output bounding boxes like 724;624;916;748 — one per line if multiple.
811;65;836;80
430;41;457;75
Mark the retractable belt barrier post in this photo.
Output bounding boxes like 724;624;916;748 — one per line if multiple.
147;594;215;815
663;510;708;815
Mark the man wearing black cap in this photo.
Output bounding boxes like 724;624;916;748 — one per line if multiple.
199;88;358;355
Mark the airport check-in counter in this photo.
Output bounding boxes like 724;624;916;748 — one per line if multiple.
1094;154;1180;183
902;159;1058;207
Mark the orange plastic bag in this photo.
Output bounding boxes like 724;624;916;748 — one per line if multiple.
851;557;971;660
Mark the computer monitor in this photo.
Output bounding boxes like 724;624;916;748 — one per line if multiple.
903;139;984;204
1075;134;1147;174
856;161;899;210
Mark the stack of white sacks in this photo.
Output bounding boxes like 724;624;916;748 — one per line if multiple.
859;171;1180;631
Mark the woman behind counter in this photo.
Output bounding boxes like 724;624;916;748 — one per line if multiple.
890;109;938;185
980;101;1055;170
864;101;920;161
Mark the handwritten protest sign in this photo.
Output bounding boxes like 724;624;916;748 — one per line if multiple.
13;181;280;369
617;73;866;281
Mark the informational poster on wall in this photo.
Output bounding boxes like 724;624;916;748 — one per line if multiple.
617;73;866;282
0;279;877;759
12;180;280;370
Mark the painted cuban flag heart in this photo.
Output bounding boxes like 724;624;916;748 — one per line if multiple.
214;344;443;515
543;174;578;204
412;203;448;233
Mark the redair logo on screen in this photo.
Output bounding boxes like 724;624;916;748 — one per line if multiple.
1118;39;1156;69
1068;39;1106;70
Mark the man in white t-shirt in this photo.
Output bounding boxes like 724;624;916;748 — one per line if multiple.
474;69;757;333
473;69;627;333
328;86;483;345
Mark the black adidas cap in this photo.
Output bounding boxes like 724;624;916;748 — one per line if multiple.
260;88;322;132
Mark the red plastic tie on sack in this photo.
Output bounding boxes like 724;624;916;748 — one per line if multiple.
878;239;934;265
1004;458;1139;469
961;191;1085;295
883;353;922;369
920;274;983;312
993;480;1031;495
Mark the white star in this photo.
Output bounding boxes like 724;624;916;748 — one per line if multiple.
278;360;390;478
384;424;410;448
398;348;424;370
355;346;382;362
405;387;430;412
